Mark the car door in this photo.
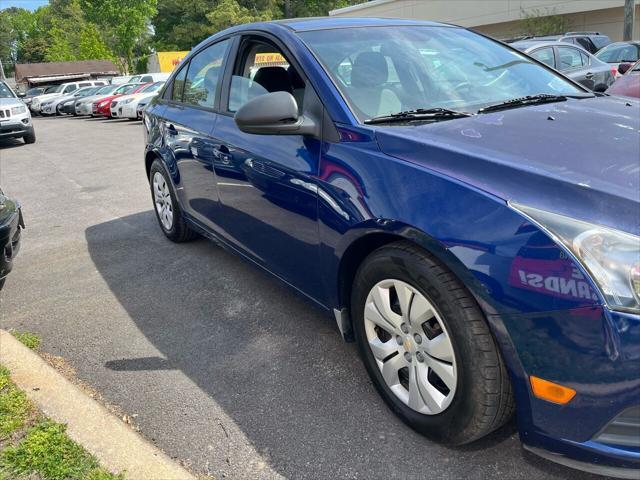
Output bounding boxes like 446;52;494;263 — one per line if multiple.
209;34;325;299
556;46;594;89
160;38;232;230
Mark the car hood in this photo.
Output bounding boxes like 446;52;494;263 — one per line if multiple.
375;96;640;235
33;92;61;102
0;97;24;108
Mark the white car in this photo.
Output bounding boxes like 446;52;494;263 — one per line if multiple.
40;86;99;116
128;72;170;84
0;80;35;144
112;82;164;119
30;80;106;114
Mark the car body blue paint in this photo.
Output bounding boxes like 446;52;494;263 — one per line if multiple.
143;18;640;475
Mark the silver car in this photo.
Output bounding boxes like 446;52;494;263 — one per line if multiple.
0;80;36;144
512;41;615;92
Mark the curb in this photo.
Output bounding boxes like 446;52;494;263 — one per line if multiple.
0;330;196;480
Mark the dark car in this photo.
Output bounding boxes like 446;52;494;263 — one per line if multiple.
57;86;102;115
144;18;640;478
506;31;611;54
513;41;615;91
595;41;640;74
19;86;45;108
607;60;640;98
0;189;23;290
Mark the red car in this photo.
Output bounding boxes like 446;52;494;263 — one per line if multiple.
92;83;149;117
606;60;640;98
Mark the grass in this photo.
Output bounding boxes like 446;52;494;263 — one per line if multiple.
10;331;41;350
0;363;122;480
0;367;31;440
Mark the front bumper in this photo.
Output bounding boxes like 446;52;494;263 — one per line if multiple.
0;203;24;283
0;117;32;139
59;102;76;115
119;103;137;119
40;103;56;115
490;306;640;477
76;103;92;115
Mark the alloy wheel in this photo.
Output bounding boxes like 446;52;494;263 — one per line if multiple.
153;172;173;231
364;279;457;415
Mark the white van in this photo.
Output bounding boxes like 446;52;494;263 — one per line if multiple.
30;80;107;113
128;72;171;84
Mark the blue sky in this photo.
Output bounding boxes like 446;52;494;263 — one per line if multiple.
1;0;49;11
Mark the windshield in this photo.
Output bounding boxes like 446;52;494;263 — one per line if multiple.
50;84;66;93
0;81;16;98
96;85;115;95
141;82;163;93
596;43;640;63
129;75;141;83
43;86;58;93
300;26;585;121
26;88;42;96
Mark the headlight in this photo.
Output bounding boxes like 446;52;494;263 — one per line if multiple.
98;101;108;107
122;98;133;104
513;203;640;313
11;105;27;115
64;100;74;106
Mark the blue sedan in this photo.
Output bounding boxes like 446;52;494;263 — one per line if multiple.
143;18;639;478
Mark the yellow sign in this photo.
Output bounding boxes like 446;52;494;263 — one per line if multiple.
157;51;189;72
255;53;287;65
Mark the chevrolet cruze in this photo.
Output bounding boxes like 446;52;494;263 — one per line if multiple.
143;18;640;478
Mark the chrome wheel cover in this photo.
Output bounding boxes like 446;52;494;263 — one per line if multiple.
364;279;457;415
153;172;173;231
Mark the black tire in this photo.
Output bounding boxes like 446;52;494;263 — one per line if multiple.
55;104;62;116
149;160;198;243
0;277;5;290
23;128;36;144
351;241;514;446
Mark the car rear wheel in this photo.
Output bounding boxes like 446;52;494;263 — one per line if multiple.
149;160;198;243
351;241;514;445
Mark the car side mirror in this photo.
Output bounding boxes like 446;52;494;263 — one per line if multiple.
234;91;319;137
618;63;632;75
17;92;25;98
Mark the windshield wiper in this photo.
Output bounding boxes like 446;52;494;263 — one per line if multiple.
478;94;567;114
364;107;472;125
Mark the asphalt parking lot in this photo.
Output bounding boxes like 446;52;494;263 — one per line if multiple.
0;116;613;480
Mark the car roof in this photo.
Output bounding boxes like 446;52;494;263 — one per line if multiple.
512;40;592;53
265;17;452;32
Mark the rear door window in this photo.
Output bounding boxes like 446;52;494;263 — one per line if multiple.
557;47;584;70
530;48;555;68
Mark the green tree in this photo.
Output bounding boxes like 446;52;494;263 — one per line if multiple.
78;23;115;61
206;0;274;33
153;0;217;51
81;0;157;73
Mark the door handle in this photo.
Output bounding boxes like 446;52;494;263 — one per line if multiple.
213;146;233;164
166;123;178;135
585;72;594;79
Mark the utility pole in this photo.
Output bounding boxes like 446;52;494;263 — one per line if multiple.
623;0;635;41
0;58;5;81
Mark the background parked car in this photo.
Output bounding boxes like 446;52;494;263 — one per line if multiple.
94;83;143;117
0;80;36;144
606;60;640;98
57;86;103;115
0;187;23;291
40;86;98;116
75;83;136;116
18;86;45;109
595;41;640;76
127;72;170;84
112;81;164;119
30;80;106;114
513;41;615;91
506;31;611;54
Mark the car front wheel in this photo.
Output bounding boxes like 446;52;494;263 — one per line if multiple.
351;241;514;445
149;160;198;243
23;128;36;144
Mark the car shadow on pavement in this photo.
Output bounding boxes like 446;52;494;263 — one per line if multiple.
85;211;605;480
0;138;27;149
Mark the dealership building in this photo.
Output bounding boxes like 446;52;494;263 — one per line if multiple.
330;0;639;42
